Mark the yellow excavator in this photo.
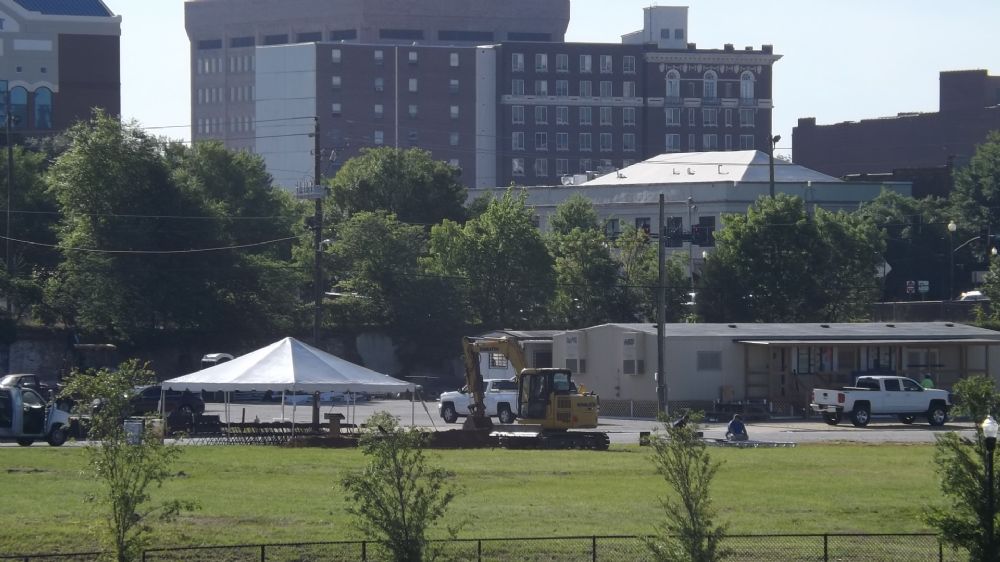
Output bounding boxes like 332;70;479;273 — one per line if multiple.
460;336;608;450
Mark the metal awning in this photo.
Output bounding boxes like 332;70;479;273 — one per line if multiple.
737;338;1000;346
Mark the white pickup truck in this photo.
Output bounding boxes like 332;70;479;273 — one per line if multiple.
439;378;518;424
810;375;952;427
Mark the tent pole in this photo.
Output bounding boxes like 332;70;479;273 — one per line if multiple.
411;390;415;427
281;390;286;421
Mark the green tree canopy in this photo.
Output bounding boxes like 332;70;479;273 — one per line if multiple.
548;227;618;327
427;188;553;328
698;194;881;323
548;193;601;235
951;131;1000;234
328;147;467;225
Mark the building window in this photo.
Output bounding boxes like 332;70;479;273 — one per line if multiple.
725;134;732;150
666;133;681;152
374;50;384;64
623;107;636;126
408;104;418;118
725;108;733;127
688;108;696;126
556;158;569;175
33;87;52;129
580;133;592;152
535;53;548;72
408;78;418;92
580;54;592;73
450;105;459;119
556;132;569;151
512;105;525;124
698;216;717;247
635;217;651;235
374;130;384;145
512;53;525;72
623;55;636;74
512;158;525;176
534;80;548;96
665;216;683;247
331;76;342;89
665;108;680;126
703;134;718;150
623;159;635;167
449;79;459;94
675;28;685;39
579;80;593;97
703;70;717;99
600;107;613;126
600;81;613;98
449;158;461;169
512;79;525;95
535;106;548;124
535;132;548;151
556;106;569;125
450;132;460;146
623;81;636;97
600;132;613;152
407;130;418;146
623;133;636;152
666;70;680;99
534;158;548;177
408;51;418;64
374;104;384;118
450;52;459;67
741;71;755;100
331;102;342;116
599;54;612;73
580;158;593;173
555;80;569;97
703;108;718;127
556;53;569;72
374;78;384;92
579;106;592;125
688;134;696;151
512;131;525;151
740;109;755;127
697;351;722;371
331;49;342;63
740;134;755;150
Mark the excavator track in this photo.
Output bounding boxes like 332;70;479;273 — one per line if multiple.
496;431;610;451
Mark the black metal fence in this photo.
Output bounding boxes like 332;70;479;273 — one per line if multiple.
2;533;969;562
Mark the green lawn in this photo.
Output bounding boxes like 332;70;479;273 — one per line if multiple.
0;443;948;555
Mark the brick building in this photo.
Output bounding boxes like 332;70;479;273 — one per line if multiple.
794;70;1000;187
186;3;779;190
0;0;120;138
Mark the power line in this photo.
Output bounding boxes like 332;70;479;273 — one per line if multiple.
0;233;307;255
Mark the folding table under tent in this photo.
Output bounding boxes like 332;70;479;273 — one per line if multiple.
160;337;416;438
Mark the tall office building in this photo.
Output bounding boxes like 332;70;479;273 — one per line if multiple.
0;0;120;138
185;2;779;190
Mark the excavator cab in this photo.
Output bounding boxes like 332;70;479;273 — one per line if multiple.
517;368;599;430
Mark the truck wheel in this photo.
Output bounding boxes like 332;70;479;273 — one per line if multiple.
441;404;458;424
851;405;871;427
16;438;34;447
47;426;68;447
823;413;841;426
898;415;916;425
498;404;515;424
928;405;948;427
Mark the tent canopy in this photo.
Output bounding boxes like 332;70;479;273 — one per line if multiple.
162;337;415;393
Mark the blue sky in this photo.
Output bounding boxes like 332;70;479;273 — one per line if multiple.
104;0;999;159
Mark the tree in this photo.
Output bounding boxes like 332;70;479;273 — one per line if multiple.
59;361;194;562
609;226;688;323
548;226;618;327
548;193;601;235
328;147;467;225
925;376;1000;562
426;188;554;327
340;411;456;562
647;411;728;562
697;195;881;323
951;131;1000;237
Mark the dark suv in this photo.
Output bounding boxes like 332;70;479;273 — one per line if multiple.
130;385;205;416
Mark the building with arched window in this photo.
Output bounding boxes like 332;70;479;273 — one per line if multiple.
0;0;120;137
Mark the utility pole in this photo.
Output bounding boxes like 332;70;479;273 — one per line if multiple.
656;194;667;417
768;134;781;198
296;118;325;346
5;88;13;316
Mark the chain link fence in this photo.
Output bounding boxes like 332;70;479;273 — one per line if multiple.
5;534;967;562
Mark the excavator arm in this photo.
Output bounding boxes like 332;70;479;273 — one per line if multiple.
461;336;528;429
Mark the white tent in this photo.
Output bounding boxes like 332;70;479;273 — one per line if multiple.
162;337;415;394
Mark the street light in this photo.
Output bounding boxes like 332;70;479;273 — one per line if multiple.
768;134;781;198
982;415;998;558
948;221;957;301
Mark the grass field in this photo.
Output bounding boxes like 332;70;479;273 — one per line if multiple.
0;442;949;556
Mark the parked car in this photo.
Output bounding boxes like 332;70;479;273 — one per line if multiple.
809;375;951;427
438;378;519;424
130;385;205;416
0;385;70;446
